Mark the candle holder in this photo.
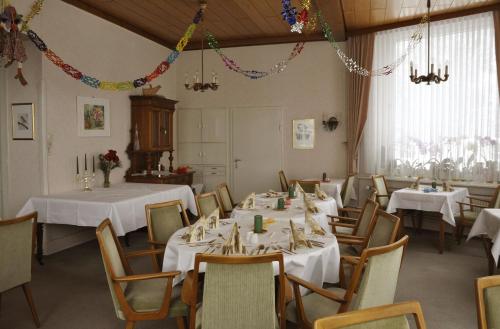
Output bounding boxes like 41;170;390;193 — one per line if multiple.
77;170;95;191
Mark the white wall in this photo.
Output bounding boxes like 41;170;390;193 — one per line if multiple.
176;41;347;180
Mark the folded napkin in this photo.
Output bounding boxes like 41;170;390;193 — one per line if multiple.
409;177;422;190
442;181;454;192
295;183;305;197
303;193;319;213
222;223;244;255
240;193;256;209
289;220;312;250
207;207;220;229
305;210;326;235
182;223;206;243
265;190;281;198
315;184;329;200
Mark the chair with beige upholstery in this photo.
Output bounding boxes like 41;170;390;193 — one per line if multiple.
0;212;40;327
371;175;391;210
279;170;290;192
195;191;224;219
329;199;379;237
96;219;188;329
146;200;190;271
340;174;356;209
297;180;321;194
476;274;500;329
183;253;286;329
286;235;409;329
314;301;427;329
216;183;237;217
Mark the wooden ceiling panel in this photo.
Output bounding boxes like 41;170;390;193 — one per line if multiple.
62;0;500;49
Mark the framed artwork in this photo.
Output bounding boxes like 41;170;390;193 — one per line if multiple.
12;103;35;140
77;96;110;137
293;119;315;149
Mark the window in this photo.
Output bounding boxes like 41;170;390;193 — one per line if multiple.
361;12;499;182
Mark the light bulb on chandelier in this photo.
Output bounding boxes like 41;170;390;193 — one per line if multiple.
409;0;449;85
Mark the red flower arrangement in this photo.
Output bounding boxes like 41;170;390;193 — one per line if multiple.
99;149;121;171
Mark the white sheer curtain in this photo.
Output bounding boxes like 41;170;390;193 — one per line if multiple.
360;12;500;183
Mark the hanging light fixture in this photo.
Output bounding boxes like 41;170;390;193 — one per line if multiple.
409;0;449;84
184;1;218;92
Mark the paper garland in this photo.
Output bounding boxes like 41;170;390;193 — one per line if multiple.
27;7;204;90
20;0;44;32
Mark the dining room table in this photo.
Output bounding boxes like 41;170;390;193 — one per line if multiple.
300;178;356;208
467;208;500;268
230;191;338;232
162;217;340;292
386;185;468;253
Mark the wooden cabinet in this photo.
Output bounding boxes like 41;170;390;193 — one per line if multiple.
125;96;193;186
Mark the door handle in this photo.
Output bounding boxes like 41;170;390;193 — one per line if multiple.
234;158;242;169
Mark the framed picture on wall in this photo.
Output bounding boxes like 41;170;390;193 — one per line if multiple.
293;119;315;149
77;96;110;137
12;103;35;140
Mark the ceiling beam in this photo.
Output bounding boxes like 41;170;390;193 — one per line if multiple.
346;2;500;37
61;0;177;49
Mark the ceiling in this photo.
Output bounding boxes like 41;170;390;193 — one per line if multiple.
62;0;500;50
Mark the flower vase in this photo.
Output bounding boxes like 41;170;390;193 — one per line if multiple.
103;169;111;188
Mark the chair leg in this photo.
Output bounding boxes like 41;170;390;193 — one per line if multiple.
481;236;496;275
22;283;40;328
439;219;445;254
176;317;187;329
125;321;135;329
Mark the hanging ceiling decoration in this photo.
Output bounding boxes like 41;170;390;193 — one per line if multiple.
409;0;449;84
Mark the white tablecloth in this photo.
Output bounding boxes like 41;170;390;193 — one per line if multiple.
231;193;338;233
17;183;197;236
386;186;468;226
162;218;340;289
467;208;500;265
302;178;358;208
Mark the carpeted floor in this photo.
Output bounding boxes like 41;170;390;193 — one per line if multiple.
0;229;492;329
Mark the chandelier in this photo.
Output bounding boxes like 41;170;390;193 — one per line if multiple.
409;0;449;84
184;2;219;93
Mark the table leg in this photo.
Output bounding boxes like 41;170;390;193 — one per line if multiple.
396;209;405;238
36;223;44;265
481;236;495;275
439;217;445;254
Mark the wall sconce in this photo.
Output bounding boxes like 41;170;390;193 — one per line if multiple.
322;116;339;131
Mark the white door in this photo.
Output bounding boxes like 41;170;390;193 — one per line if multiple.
177;109;202;143
202;108;227;143
232;108;283;201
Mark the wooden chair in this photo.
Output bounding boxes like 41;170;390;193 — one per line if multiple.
279;170;289;192
286;236;409;329
314;301;427;329
297;180;321;194
476;274;500;329
371;175;391;210
182;253;286;329
456;185;500;244
0;212;40;328
340;174;356;209
216;183;237;217
96;219;188;329
195;191;224;219
145;200;190;271
329;199;379;237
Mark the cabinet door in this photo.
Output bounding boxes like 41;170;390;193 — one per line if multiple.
202;143;227;165
177;143;203;165
157;111;172;149
178;109;202;143
202;108;226;143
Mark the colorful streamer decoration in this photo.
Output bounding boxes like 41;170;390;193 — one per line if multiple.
27;8;204;90
20;0;44;32
206;31;304;80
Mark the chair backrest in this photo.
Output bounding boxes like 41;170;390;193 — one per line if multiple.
279;170;289;192
0;212;37;293
314;301;427;329
196;192;224;219
96;219;131;320
341;175;356;207
476;274;500;329
344;236;409;312
217;183;235;213
146;200;190;244
371;175;390;208
489;185;500;208
189;253;286;329
353;199;379;238
297;180;320;194
366;210;400;249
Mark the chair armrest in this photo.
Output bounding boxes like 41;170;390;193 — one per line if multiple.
181;271;197;305
329;222;356;229
467;196;490;203
341;255;361;266
328;215;358;223
335;233;364;240
286;274;346;303
114;271;180;282
338;207;362;214
336;238;364;246
125;248;165;259
147;240;167;247
457;201;487;209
